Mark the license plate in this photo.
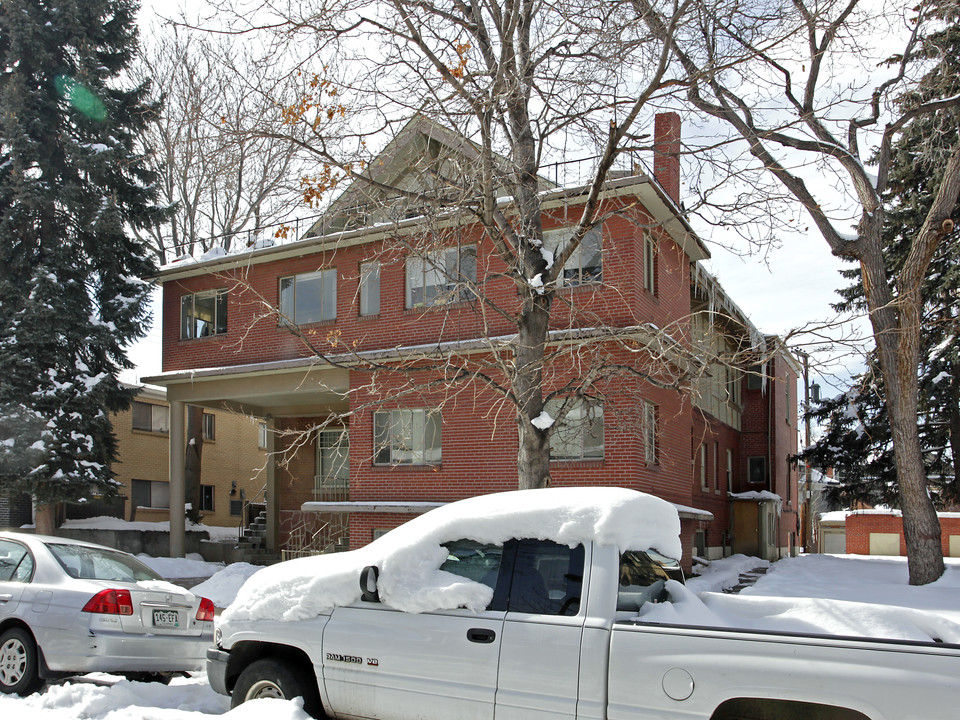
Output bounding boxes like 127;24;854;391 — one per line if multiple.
152;609;180;628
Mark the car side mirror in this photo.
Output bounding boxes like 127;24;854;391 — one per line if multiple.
360;565;380;603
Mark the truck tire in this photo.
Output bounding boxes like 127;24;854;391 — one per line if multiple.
231;657;323;717
0;628;45;696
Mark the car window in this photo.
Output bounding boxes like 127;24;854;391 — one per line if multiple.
506;539;584;616
617;549;683;612
440;540;503;591
47;543;161;582
0;540;33;583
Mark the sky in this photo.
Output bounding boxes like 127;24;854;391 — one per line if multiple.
125;0;870;395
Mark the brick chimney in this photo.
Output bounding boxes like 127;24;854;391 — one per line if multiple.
653;112;681;204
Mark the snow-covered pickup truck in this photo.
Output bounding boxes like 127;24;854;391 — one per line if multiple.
207;488;960;720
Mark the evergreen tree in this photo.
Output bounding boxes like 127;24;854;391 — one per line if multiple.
802;1;960;509
0;0;163;510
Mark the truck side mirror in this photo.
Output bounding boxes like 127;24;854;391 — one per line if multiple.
360;565;380;603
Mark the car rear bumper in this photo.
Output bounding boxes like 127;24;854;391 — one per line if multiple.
206;647;231;696
39;627;213;674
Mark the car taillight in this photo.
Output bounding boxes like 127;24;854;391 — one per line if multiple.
82;589;134;616
196;597;215;622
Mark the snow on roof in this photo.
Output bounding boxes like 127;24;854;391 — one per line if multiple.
222;487;681;622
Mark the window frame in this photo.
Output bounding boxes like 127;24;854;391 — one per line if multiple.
359;260;381;316
200;484;214;512
132;401;169;434
542;225;603;287
405;244;477;308
373;408;442;466
546;398;604;461
643;401;658;465
748;456;767;485
643;232;657;295
131;479;170;509
180;289;228;340
279;268;337;325
202;413;215;441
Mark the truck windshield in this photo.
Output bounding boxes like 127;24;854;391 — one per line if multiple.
617;550;683;612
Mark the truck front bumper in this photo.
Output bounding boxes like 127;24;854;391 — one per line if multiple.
206;647;231;697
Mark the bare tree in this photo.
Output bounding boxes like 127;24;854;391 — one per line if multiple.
133;27;308;264
637;0;960;584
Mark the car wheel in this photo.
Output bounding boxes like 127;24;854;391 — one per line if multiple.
231;658;323;717
0;628;44;696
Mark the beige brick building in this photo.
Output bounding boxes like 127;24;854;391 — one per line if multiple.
110;385;267;527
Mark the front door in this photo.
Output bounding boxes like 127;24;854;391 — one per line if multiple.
315;428;349;500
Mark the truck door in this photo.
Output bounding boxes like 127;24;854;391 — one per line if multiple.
495;539;587;720
321;539;508;720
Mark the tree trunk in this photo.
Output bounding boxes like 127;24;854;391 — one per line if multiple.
857;219;944;585
515;302;552;489
34;502;58;535
184;405;204;523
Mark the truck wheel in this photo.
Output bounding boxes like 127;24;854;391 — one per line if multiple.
0;628;45;696
232;658;323;717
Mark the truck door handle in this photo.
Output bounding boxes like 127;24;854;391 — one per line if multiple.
467;628;496;644
0;594;11;603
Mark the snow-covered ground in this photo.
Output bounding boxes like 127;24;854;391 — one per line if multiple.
1;551;958;718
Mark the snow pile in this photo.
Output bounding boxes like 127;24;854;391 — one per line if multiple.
223;487;681;622
641;554;960;643
190;562;261;608
686;554;770;593
59;515;240;541
138;553;225;579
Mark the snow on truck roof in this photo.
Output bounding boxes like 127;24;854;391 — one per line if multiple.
222;487;681;622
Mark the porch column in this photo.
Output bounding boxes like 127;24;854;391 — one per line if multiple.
265;417;279;551
169;399;186;557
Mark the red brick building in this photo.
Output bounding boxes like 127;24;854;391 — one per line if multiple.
145;115;800;564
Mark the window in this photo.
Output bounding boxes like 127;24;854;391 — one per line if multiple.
748;456;767;484
616;549;683;612
359;261;380;316
746;362;765;390
713;442;719;493
0;539;34;583
643;233;656;294
229;500;243;517
699;444;708;491
373;409;441;465
406;245;476;307
441;539;502;591
258;422;268;449
202;413;215;441
131;479;170;509
543;226;602;286
726;448;733;491
180;289;227;339
547;398;603;461
643;401;657;464
132;402;169;433
280;269;337;324
507;539;584;616
200;485;214;512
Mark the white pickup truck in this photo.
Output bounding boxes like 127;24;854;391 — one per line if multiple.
206;488;960;720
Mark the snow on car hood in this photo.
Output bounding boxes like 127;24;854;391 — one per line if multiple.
221;487;681;622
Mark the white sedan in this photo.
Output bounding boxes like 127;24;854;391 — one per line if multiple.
0;531;215;695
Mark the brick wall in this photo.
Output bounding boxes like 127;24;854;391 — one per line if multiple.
846;512;960;556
